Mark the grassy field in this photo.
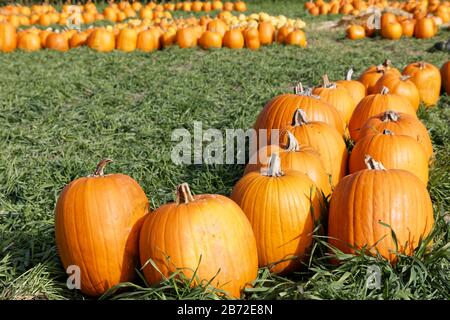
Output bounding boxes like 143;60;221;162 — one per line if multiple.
0;0;449;300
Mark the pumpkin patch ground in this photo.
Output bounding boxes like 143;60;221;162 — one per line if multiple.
0;0;449;300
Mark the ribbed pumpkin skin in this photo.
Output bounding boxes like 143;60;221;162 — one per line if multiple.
55;173;149;297
359;112;433;159
254;93;345;145
335;79;366;106
284;120;348;187
139;193;258;299
349;133;429;184
328;168;434;262
0;22;17;52
348;92;417;141
231;170;322;274
441;61;450;95
402;62;442;107
372;74;421;111
244;145;331;197
358;63;401;93
312;80;356;124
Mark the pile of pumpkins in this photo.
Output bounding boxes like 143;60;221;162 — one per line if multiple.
0;11;307;53
347;11;443;40
0;1;247;27
55;58;450;299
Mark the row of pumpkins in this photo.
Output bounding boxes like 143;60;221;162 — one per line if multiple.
55;59;450;299
0;16;307;52
347;13;442;40
305;0;450;21
0;1;247;27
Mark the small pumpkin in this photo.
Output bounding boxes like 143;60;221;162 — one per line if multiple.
199;30;222;49
285;30;307;47
176;27;198;48
402;61;442;107
45;32;69;52
358;110;433;160
140;183;258;298
350;129;429;184
372;73;420;110
328;156;434;262
69;31;89;49
346;25;365;40
381;21;403;40
87;28;115;52
276;25;293;44
414;17;437;39
400;19;416;37
348;87;417;141
116;28;137;52
312;74;356;124
336;68;367;105
17;32;41;51
223;28;244;49
282;109;348;187
244;27;260;50
55;159;150;296
136;29;157;52
207;19;228;37
258;21;275;45
231;153;322;274
0;22;17;52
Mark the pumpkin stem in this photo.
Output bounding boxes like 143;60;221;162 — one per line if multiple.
176;183;195;204
294;83;320;99
380;86;390;95
261;153;284;177
364;155;386;170
292;108;309;126
322;74;336;88
294;82;304;94
93;159;113;176
382;110;399;122
382;129;394;135
345;68;354;81
285;131;300;152
383;59;392;68
418;61;425;69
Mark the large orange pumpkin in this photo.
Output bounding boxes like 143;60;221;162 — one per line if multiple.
336;68;367;106
312;74;356;124
231;153;322;274
244;131;332;197
254;83;345;145
441;60;450;95
348;87;417;141
358;110;433;160
0;22;17;52
282;109;348;187
402;61;442;107
139;183;258;298
328;156;434;262
372;73;421;110
349;130;429;184
55;159;150;296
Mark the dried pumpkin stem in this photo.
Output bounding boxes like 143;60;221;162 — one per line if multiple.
346;68;354;81
418;61;425;69
382;110;399;122
294;82;304;94
176;183;195;204
382;129;394;135
364;155;386;170
262;153;284;177
285;131;300;152
93;159;113;176
292;108;309;126
322;74;336;88
380;86;390;95
383;59;392;68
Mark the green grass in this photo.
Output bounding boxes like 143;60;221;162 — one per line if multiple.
0;0;449;300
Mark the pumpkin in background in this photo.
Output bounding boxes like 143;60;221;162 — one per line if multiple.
137;29;157;52
276;25;293;44
55;159;149;297
346;25;366;40
285;30;307;47
358;59;401;93
359;110;433;160
350;129;429;184
212;0;224;10
441;61;450;95
244;27;260;50
414;17;437;38
207;19;228;37
69;31;89;48
199;30;222;49
258;21;275;45
282;109;348;187
312;74;356;124
116;28;137;52
402;61;442;107
223;28;244;49
17;32;40;51
87;28;115;52
176;27;197;48
372;73;420;110
45;32;69;51
254;83;345;145
336;68;367;105
400;19;415;37
348;87;417;141
381;21;403;39
231;153;322;274
139;183;258;299
245;131;332;197
223;1;234;11
328;156;434;262
235;1;247;12
0;22;17;52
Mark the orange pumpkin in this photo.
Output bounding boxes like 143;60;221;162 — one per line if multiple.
414;17;437;38
285;30;307;47
45;32;69;51
207;19;228;37
348;87;417;141
176;27;198;48
0;22;17;52
223;28;244;49
231;153;322;274
372;73;420;110
140;183;258;298
328;156;434;262
17;32;40;51
346;24;366;40
87;28;115;52
282;109;348;187
401;19;416;37
244;27;260;50
359;59;401;93
69;31;89;49
359;110;433;159
55;159;149;296
276;25;293;44
336;68;367;105
234;1;247;12
116;28;137;52
258;21;275;45
199;30;222;49
402;61;442;107
136;29;156;52
381;21;403;39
